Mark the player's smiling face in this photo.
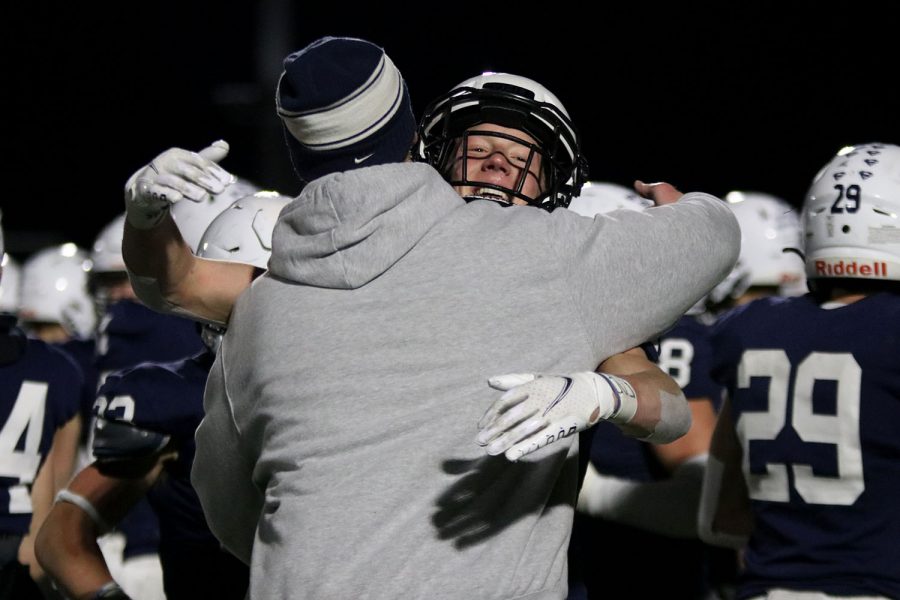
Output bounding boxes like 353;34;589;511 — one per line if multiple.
450;123;545;205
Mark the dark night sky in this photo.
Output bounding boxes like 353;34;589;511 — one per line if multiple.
3;2;900;257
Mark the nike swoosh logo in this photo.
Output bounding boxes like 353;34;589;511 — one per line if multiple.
354;153;375;164
543;376;573;416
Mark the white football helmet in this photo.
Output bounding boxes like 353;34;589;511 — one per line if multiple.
19;243;96;339
567;181;653;216
0;253;21;315
416;72;587;210
91;213;127;274
196;191;290;353
196;191;291;269
712;191;806;302
171;177;261;253
804;142;900;282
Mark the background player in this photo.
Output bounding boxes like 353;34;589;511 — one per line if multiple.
0;211;83;598
34;192;288;600
699;142;900;598
566;182;721;599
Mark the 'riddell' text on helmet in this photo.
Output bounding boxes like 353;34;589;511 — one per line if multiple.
803;143;900;283
416;72;588;211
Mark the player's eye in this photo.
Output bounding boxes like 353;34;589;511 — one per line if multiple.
466;141;489;155
510;152;529;166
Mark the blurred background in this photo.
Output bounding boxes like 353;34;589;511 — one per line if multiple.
3;1;899;257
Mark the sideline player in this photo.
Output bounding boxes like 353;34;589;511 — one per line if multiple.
699;142;900;598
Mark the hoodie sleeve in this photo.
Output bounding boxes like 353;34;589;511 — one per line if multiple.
191;347;262;565
555;192;740;361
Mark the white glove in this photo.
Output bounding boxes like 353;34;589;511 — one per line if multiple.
476;371;638;461
124;140;235;229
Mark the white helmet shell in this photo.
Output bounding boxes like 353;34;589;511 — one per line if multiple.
804;143;900;281
567;181;652;216
196;191;291;268
725;191;806;289
171;177;261;253
90;214;127;274
0;253;21;315
19;244;96;338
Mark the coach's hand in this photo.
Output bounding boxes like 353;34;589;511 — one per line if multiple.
124;140;234;229
476;371;638;461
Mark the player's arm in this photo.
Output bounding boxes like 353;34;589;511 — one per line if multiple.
123;141;254;326
34;463;160;600
698;396;753;548
577;397;716;538
35;419;174;600
48;412;82;493
124;217;253;326
595;347;691;442
18;413;82;585
478;347;691;461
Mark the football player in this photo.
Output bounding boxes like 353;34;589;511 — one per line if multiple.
18;244;96;344
699;143;900;598
34;193;289;600
0;211;83;598
85;214;207;600
707;191;806;315
566;182;720;599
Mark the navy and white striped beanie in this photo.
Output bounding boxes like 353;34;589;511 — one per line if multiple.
276;36;416;183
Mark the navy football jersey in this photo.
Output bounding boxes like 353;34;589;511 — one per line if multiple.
0;316;81;534
95;350;248;599
711;293;900;598
57;338;99;443
659;314;723;408
93;299;204;560
95;300;204;377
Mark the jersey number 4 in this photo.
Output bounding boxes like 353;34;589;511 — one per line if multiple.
0;381;48;513
736;350;864;506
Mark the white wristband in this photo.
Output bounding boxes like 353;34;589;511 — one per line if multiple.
55;489;112;533
596;373;638;424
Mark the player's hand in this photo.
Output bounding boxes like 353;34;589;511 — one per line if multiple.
124;140;235;229
635;180;682;206
476;371;635;461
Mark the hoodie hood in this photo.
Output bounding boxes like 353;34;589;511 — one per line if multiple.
269;162;463;289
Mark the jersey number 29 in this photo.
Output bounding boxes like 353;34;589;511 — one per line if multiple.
736;350;864;506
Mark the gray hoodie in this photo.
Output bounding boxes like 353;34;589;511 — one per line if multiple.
192;162;739;600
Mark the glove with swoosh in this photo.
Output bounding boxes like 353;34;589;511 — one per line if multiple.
124;140;235;229
476;372;638;461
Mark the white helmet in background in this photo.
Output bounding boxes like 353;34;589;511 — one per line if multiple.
196;191;290;353
196;191;291;268
0;254;22;315
171;177;262;253
567;181;653;216
19;244;96;339
712;191;805;303
91;213;127;274
804;142;900;282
